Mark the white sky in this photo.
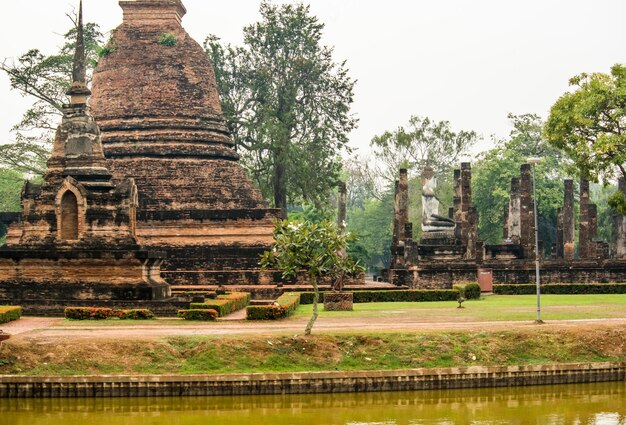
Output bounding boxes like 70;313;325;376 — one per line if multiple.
0;0;624;156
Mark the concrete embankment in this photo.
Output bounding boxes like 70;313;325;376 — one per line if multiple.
1;362;623;398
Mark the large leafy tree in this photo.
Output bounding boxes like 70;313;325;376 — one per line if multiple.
0;20;103;176
545;64;626;212
473;113;573;249
205;2;357;217
370;115;478;183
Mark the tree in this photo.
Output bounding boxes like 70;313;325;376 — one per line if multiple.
205;2;357;216
260;220;362;335
370;115;478;183
0;19;103;176
473;113;573;249
545;64;626;212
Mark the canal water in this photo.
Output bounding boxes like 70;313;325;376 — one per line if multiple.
1;381;625;424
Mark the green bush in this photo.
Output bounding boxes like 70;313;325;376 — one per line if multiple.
0;306;22;324
117;309;155;320
64;307;117;320
463;283;482;300
159;32;178;47
246;292;301;320
190;292;250;317
299;289;460;304
494;283;626;295
178;309;218;321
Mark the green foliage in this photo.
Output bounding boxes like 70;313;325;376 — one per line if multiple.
0;19;103;177
117;309;155;320
462;283;482;300
189;292;250;317
246;292;301;320
473;113;574;248
205;1;357;213
177;309;218;321
158;33;178;47
260;219;364;334
64;307;116;320
493;284;626;295
0;169;23;212
0;306;22;324
545;64;626;186
346;193;393;272
370;115;478;183
299;289;460;304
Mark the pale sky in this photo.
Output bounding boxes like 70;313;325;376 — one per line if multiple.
0;0;624;157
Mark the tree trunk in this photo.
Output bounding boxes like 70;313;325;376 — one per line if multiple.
273;156;288;219
304;275;319;336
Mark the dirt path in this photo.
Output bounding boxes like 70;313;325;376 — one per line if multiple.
6;316;626;341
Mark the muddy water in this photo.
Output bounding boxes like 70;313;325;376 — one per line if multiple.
1;381;625;424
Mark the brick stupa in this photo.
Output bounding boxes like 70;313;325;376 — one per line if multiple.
0;2;170;302
90;0;281;286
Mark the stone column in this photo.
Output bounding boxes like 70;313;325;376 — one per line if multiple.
460;163;473;246
579;178;591;258
503;204;509;240
508;177;521;244
588;204;598;259
465;206;478;260
519;164;536;260
453;168;462;241
556;207;564;259
337;182;347;232
392;179;400;248
397;169;409;242
563;179;575;260
612;178;626;259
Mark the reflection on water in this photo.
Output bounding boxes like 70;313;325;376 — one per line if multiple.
1;381;625;424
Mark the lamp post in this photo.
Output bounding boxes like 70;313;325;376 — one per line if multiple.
527;157;543;324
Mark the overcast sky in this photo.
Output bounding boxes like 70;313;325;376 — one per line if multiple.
0;0;624;157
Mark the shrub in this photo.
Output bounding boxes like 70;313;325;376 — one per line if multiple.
299;289;460;304
117;309;155;320
159;32;178;47
463;283;482;300
190;292;250;317
494;283;626;295
64;307;116;320
0;306;22;324
246;292;301;320
178;309;218;321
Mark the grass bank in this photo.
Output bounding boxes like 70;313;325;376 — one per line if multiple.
1;325;624;376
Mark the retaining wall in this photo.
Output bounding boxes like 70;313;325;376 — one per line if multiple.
0;362;623;398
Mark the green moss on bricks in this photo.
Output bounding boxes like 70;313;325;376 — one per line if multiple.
159;33;178;47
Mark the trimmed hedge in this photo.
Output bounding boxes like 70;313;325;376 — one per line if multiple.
118;309;154;320
178;309;218;321
0;306;22;324
190;292;250;317
64;307;117;320
300;289;460;304
494;283;626;295
246;292;301;320
454;283;482;300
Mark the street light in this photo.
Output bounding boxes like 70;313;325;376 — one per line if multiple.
527;157;543;324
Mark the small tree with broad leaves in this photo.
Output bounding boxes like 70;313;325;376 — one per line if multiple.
260;220;363;335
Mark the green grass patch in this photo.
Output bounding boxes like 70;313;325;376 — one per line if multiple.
1;327;623;376
291;294;626;322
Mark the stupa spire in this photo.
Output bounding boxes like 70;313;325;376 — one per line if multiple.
66;0;91;104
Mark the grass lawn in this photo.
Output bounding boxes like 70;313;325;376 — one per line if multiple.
49;294;626;327
291;294;626;322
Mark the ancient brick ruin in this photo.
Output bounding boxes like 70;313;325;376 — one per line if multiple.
388;164;626;288
89;0;283;287
0;2;169;302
